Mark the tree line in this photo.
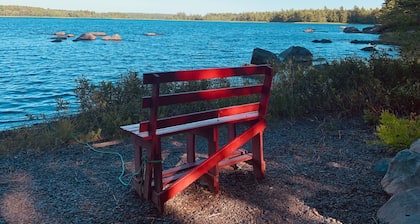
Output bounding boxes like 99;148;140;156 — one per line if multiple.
1;5;379;24
0;5;171;20
1;2;418;29
172;7;379;24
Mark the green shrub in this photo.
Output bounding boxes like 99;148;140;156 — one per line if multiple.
270;53;419;122
376;111;420;152
73;71;148;140
369;52;420;115
270;57;386;118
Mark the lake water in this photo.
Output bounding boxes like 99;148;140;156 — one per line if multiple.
0;18;394;130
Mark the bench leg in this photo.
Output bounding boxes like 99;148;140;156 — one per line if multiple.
194;127;220;194
205;127;220;194
131;136;144;198
252;132;265;179
152;137;163;195
187;133;196;163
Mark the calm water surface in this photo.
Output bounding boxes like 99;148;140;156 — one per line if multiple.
0;18;395;130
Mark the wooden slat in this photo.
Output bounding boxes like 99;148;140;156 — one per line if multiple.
142;85;262;108
122;111;259;139
139;103;259;132
161;149;251;186
162;148;248;178
143;65;272;84
155;111;259;137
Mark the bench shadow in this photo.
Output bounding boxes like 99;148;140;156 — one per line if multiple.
159;118;389;224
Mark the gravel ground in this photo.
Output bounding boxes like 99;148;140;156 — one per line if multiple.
0;117;389;224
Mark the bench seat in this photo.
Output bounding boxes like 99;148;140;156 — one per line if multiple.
121;111;259;140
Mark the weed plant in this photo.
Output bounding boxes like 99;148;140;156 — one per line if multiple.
376;111;420;152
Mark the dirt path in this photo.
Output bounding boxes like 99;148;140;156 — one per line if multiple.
0;117;389;223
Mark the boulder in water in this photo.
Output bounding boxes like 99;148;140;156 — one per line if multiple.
278;46;313;66
102;34;122;41
73;33;96;41
250;48;281;67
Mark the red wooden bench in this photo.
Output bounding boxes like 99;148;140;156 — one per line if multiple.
120;65;274;212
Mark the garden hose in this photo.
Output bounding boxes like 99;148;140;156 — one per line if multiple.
71;134;139;187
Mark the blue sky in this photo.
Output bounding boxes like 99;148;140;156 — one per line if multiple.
2;0;384;14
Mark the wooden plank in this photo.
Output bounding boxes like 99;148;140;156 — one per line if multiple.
258;66;274;119
123;111;260;139
139;103;259;132
142;85;262;108
160;150;251;186
155;111;259;137
143;65;272;84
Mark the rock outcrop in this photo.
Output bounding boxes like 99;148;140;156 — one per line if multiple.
90;32;107;36
343;26;362;33
102;34;122;41
381;145;420;195
361;46;377;52
250;48;281;67
377;139;420;224
144;32;163;36
350;40;382;45
73;33;97;41
377;187;420;224
250;46;313;67
278;46;313;66
312;39;332;43
362;25;385;34
55;31;66;36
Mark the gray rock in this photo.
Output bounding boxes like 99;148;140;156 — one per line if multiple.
51;38;63;43
377;187;420;224
102;34;122;41
374;158;391;175
410;139;420;153
343;26;362;33
250;48;281;67
362;25;385;34
381;149;420;195
90;32;107;36
278;46;313;66
143;32;163;36
55;31;66;36
361;46;377;52
73;33;96;41
312;39;332;43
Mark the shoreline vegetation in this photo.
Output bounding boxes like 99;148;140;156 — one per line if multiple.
0;52;418;154
0;1;419;155
1;5;379;24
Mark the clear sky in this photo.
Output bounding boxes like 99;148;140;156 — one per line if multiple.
2;0;384;15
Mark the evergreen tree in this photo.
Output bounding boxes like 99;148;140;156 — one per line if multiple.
380;0;419;28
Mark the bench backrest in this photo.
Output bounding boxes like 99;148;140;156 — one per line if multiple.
139;65;274;137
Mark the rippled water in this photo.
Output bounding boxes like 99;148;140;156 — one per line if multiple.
0;18;394;130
